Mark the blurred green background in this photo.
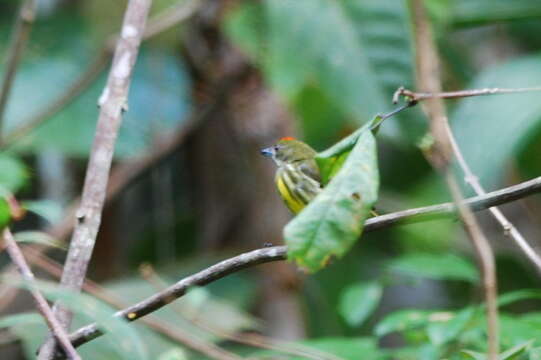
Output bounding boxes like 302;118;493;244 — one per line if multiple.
1;0;541;359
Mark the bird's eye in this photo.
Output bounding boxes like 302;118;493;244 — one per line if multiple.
274;146;279;151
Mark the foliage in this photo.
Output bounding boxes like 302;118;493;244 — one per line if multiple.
2;0;541;359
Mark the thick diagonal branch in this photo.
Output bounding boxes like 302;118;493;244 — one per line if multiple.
37;1;152;359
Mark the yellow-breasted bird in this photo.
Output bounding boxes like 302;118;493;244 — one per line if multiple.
260;137;322;214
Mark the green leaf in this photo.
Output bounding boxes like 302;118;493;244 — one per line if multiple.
316;120;374;184
338;281;383;327
386;253;479;283
249;337;383;360
8;14;191;158
225;0;423;141
530;347;541;360
22;200;63;224
0;198;10;229
451;55;541;190
461;350;486;360
499;314;541;346
497;289;541;308
0;153;27;192
426;307;476;345
8;279;148;360
285;130;379;272
0;312;42;329
499;340;534;360
264;0;384;120
375;309;436;337
461;340;534;360
13;231;66;250
158;348;189;360
451;0;541;26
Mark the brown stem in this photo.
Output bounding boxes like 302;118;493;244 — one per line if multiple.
410;0;499;358
37;1;153;359
1;229;81;360
0;0;37;142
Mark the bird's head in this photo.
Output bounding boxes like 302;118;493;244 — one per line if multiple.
260;137;317;166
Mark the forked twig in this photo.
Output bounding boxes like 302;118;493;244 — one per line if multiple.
1;229;81;360
393;86;541;272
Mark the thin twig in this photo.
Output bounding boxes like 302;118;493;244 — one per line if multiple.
446;123;541;271
0;0;37;142
393;93;541;274
37;1;153;359
26;250;244;360
393;86;541;103
410;1;499;358
364;176;541;231
1;229;81;360
1;0;201;149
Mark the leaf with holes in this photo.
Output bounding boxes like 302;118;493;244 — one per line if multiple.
284;130;379;272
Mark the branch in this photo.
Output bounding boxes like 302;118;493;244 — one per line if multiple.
139;264;341;360
43;175;541;358
0;65;245;315
1;229;81;360
25;250;244;360
393;86;541;103
0;0;37;141
364;176;541;231
37;1;152;359
410;1;499;358
1;0;201;149
392;92;541;272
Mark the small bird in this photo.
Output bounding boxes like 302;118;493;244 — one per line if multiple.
260;137;322;214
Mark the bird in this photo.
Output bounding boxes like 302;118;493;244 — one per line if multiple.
260;137;322;214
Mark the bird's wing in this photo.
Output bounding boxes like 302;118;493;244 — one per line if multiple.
297;159;321;185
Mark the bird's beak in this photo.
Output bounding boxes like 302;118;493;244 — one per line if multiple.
260;147;274;158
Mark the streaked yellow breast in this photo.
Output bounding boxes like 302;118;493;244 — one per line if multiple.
276;170;306;214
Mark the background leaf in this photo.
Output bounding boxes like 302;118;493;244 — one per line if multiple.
13;231;66;250
0;153;27;192
0;312;42;329
338;281;383;327
225;0;424;141
451;55;541;191
386;253;479;283
374;309;435;337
